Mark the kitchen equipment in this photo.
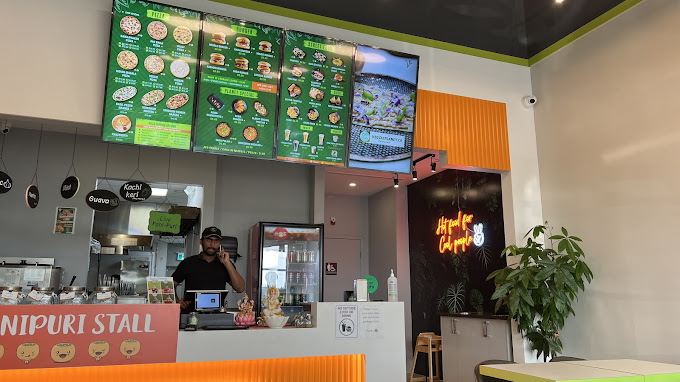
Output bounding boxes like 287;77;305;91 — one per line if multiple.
0;258;62;293
248;222;324;317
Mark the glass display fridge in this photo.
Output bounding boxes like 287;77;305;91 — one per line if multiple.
248;222;324;316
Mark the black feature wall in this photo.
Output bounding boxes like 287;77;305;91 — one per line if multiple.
407;169;506;370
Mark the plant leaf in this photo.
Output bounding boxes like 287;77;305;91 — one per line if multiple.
507;269;523;280
491;282;512;300
535;266;554;281
561;227;569;236
518;286;534;306
569;236;583;242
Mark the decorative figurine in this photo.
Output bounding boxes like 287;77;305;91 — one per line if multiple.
234;293;256;326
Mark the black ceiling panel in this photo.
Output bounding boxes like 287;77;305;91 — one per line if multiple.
251;0;629;60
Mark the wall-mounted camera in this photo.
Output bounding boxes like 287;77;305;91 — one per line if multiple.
1;124;9;135
521;95;538;109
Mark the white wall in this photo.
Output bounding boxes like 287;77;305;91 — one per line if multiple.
530;1;680;362
0;128;216;286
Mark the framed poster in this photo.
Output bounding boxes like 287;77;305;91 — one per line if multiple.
54;207;76;234
193;16;282;158
102;0;202;150
276;31;354;166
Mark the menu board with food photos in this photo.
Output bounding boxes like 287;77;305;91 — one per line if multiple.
276;31;354;166
349;45;419;173
193;16;282;158
102;0;201;150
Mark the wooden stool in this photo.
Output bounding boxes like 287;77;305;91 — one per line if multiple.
408;332;442;382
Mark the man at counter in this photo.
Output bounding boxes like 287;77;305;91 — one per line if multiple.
172;226;245;311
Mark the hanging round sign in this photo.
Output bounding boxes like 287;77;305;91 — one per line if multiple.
25;184;39;209
120;181;152;202
61;176;80;199
0;171;12;194
85;189;120;212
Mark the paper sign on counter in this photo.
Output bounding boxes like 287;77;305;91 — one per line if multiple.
335;304;358;339
360;304;384;339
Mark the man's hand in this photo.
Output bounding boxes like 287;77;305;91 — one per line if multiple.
218;247;231;266
179;298;191;310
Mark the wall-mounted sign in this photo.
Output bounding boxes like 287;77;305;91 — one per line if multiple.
101;0;202;150
348;45;419;174
86;189;120;212
54;207;77;234
60;176;80;199
0;171;12;194
120;181;152;202
325;262;337;275
363;275;378;294
0;304;179;369
335;304;358;339
436;211;485;254
193;15;282;159
148;211;181;234
276;31;354;166
25;184;39;209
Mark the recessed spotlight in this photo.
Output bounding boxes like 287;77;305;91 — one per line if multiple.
555;0;564;3
430;161;437;173
412;170;418;181
349;182;357;187
393;173;399;188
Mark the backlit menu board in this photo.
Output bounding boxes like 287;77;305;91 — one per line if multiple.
102;0;201;150
193;16;282;158
276;31;354;166
348;45;419;173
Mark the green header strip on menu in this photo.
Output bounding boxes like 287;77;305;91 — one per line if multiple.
303;40;335;53
231;24;257;36
146;10;169;21
220;87;258;99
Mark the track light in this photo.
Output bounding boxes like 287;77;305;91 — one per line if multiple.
393;174;399;188
412;170;418;181
430;159;437;173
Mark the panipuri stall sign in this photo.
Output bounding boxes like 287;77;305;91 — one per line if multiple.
148;211;181;234
0;304;179;370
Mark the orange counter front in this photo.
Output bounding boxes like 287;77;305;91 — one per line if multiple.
0;354;366;382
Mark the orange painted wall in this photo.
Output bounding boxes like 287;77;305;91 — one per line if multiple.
415;89;511;171
0;354;365;382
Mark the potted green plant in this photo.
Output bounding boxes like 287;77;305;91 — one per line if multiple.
487;222;593;361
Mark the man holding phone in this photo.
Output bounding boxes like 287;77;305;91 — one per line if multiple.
172;226;245;310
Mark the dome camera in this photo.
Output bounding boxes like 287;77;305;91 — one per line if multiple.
521;95;537;109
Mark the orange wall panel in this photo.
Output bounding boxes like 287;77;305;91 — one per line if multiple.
0;354;365;382
415;89;510;171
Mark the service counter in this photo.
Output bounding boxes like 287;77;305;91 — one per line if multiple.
177;302;407;382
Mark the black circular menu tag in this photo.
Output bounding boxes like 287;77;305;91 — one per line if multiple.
61;176;80;199
25;184;39;209
0;171;11;194
120;181;152;202
86;189;120;212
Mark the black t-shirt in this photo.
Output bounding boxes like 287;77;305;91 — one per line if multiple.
172;254;232;295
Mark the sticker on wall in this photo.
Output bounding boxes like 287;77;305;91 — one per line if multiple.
61;176;80;199
325;262;338;275
85;189;120;212
363;275;378;294
54;207;76;234
120;181;151;202
0;171;11;194
25;184;39;209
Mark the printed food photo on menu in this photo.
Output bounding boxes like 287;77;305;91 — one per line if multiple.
276;30;354;166
102;0;201;150
192;14;282;159
349;45;419;173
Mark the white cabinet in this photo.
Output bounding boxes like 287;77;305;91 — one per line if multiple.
440;315;512;382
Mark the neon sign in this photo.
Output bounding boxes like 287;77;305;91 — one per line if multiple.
436;212;484;254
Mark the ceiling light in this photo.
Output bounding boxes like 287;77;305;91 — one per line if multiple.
151;188;168;197
393;174;399;188
555;0;564;3
412;170;418;181
349;182;357;187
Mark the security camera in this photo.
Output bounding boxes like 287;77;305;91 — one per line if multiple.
1;125;9;135
521;95;537;109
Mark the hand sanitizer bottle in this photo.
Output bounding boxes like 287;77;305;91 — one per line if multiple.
387;269;398;302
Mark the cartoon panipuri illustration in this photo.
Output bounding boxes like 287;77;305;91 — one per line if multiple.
88;340;110;361
120;339;141;359
51;342;76;363
16;343;39;364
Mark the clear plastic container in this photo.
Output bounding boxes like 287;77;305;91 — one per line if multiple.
0;286;25;305
89;286;118;304
25;286;59;305
59;286;89;305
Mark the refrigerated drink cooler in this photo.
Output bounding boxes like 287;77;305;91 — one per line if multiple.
248;222;324;317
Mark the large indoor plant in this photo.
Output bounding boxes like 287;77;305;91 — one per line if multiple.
487;222;593;361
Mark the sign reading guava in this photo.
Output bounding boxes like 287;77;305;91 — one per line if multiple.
0;304;179;369
148;211;181;234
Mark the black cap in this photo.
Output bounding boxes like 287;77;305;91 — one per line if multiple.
201;226;222;239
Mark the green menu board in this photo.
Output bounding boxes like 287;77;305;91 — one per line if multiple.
193;15;282;158
102;0;201;150
276;31;354;166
